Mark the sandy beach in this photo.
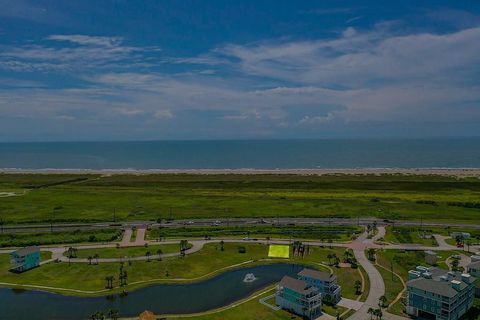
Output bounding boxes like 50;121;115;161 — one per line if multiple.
2;168;480;177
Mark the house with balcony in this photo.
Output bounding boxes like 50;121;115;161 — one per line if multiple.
467;261;480;297
10;246;40;272
406;266;476;320
298;268;342;303
276;275;322;319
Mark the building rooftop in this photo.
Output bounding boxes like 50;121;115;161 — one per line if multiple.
407;267;475;298
279;275;316;295
13;246;40;257
298;268;335;281
408;278;461;298
468;261;480;269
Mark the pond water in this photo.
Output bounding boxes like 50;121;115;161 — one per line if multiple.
0;263;304;320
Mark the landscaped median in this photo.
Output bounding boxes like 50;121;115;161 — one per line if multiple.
62;242;192;259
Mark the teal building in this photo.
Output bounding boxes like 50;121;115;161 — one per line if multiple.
10;246;41;272
406;266;476;320
275;275;322;319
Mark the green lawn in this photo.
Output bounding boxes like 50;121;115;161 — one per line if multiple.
165;289;299;320
0;229;123;248
63;243;191;259
1;173;480;224
384;226;438;246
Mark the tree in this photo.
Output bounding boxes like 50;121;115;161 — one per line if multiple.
367;308;374;320
105;276;114;289
378;295;387;308
367;248;376;261
145;251;151;262
451;258;459;271
156;248;163;261
354;280;362;295
88;256;93;265
107;309;119;320
89;311;105;320
327;253;333;265
94;253;100;265
220;240;225;251
343;250;352;263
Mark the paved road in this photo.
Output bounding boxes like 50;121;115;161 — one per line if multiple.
120;228;133;246
3;217;480;234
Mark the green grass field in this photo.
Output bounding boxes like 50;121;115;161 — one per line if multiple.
384;226;439;246
0;229;123;248
1;173;480;224
63;243;191;259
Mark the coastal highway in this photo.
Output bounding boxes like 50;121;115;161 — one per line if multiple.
2;217;480;234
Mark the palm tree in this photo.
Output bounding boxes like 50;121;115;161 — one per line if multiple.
367;307;374;320
354;280;362;295
343;250;352;263
94;253;100;265
107;309;119;320
156;248;163;261
378;295;387;308
451;258;459;271
327;253;333;265
145;251;151;262
122;270;128;285
88;256;93;265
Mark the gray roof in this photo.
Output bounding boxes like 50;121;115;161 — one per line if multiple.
407;267;475;298
407;278;460;298
279;276;315;295
14;246;40;256
468;261;480;269
298;268;335;281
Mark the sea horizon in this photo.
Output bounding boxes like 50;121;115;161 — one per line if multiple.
1;138;480;170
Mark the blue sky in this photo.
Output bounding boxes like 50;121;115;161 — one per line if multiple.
1;0;480;141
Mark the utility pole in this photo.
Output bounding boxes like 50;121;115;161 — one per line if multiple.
51;210;54;233
390;261;394;281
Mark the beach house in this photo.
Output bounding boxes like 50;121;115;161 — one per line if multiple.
467;261;480;297
298;268;342;303
275;275;322;319
406;266;476;320
10;246;41;272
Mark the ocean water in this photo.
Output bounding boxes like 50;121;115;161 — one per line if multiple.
0;138;479;170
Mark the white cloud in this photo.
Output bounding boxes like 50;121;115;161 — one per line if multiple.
1;25;480;138
154;109;173;119
47;35;123;47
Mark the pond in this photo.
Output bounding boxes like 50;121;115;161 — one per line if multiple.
0;263;304;319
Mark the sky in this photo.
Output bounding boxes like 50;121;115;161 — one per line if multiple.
1;0;480;141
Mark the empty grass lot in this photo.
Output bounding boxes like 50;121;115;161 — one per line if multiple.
63;243;192;259
1;173;480;224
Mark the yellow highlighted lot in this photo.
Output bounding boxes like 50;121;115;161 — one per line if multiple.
268;245;289;258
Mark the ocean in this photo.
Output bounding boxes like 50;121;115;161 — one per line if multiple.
0;138;479;170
